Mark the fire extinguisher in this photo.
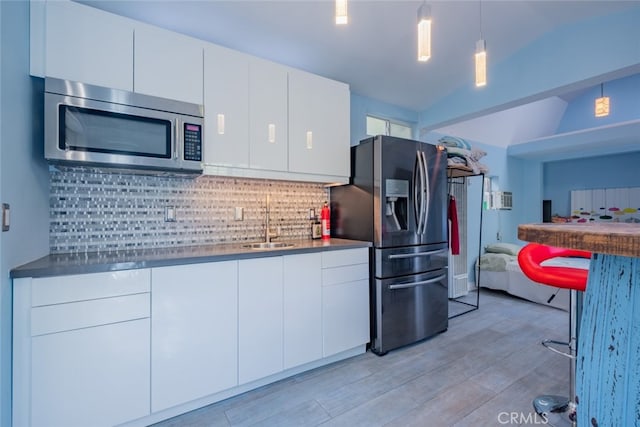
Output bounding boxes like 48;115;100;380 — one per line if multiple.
321;201;331;240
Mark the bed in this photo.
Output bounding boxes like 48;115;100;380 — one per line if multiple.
477;243;590;311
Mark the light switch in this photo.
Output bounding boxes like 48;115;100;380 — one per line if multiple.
2;203;9;232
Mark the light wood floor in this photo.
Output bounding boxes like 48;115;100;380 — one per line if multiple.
154;289;569;427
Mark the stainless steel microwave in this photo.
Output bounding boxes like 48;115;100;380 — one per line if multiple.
44;77;204;173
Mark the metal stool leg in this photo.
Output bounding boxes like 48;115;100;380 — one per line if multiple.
533;289;579;427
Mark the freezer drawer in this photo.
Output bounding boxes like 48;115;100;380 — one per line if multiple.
375;244;448;278
372;268;448;355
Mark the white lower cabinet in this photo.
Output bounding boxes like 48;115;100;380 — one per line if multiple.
283;253;323;369
322;248;370;357
238;257;284;384
31;319;150;427
13;270;151;427
13;247;370;426
151;261;238;412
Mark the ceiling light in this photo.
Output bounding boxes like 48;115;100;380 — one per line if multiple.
417;2;431;62
475;40;487;87
335;0;348;25
595;83;610;117
475;1;486;87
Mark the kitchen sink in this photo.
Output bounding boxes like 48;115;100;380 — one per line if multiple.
243;242;295;250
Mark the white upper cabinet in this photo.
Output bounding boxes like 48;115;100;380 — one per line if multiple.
249;58;288;171
41;0;134;91
288;68;350;178
134;24;204;105
203;44;250;167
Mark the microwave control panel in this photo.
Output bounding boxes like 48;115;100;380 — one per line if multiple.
183;123;202;161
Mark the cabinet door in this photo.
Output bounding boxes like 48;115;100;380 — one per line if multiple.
322;279;370;357
249;58;288;171
134;23;204;105
239;257;283;384
204;44;250;167
288;69;350;177
151;261;238;412
44;0;134;91
283;253;322;369
31;319;150;427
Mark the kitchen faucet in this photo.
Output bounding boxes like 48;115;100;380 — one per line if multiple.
265;194;280;243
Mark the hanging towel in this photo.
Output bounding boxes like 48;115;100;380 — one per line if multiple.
448;195;460;255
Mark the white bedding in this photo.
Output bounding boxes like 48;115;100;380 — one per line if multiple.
478;254;589;311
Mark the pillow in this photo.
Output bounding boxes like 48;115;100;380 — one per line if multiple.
485;242;521;256
438;135;472;150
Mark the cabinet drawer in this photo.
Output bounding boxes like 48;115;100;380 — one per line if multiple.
321;248;369;269
31;293;150;336
322;263;369;287
32;269;150;306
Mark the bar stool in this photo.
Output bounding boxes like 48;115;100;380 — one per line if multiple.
517;243;590;427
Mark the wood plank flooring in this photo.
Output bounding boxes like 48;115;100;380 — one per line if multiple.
153;289;569;427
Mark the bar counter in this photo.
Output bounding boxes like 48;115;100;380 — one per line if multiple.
518;222;640;427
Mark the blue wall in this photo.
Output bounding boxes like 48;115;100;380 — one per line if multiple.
0;2;51;424
419;6;640;130
543;152;640;216
556;73;640;133
350;92;419;145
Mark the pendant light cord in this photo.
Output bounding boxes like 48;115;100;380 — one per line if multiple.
479;0;483;40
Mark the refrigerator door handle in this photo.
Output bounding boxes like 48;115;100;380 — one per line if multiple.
388;249;448;259
388;274;447;290
414;150;426;234
421;150;430;234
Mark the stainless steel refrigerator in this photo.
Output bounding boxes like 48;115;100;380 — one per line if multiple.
331;135;448;355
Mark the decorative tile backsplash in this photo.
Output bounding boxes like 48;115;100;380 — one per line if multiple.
50;167;329;253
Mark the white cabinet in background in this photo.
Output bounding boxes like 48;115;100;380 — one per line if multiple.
41;0;134;91
238;257;284;384
151;261;238;412
288;68;351;178
134;23;204;105
249;58;289;171
13;270;151;427
321;248;370;357
283;253;323;369
203;44;250;167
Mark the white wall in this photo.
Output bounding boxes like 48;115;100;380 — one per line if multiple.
0;2;51;424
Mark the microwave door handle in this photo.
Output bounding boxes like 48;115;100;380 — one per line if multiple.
421;150;430;233
388;274;447;290
173;119;181;160
388;249;448;259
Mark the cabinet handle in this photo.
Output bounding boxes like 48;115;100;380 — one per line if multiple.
268;124;276;143
217;114;225;135
306;131;313;149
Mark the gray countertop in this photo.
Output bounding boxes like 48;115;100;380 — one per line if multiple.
10;238;371;279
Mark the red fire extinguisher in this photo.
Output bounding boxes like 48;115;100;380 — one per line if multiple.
321;201;331;240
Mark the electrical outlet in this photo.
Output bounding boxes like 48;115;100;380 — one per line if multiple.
165;206;176;222
309;208;315;220
234;207;244;221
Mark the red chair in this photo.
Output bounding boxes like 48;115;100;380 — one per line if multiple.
517;243;591;426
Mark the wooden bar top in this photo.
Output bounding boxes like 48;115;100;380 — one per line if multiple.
518;222;640;258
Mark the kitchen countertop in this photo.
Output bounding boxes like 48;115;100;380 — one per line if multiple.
10;238;371;279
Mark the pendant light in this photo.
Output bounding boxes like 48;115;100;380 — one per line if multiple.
417;2;432;62
595;83;610;117
475;1;487;87
335;0;348;25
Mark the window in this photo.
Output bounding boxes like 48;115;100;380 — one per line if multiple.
366;115;413;139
